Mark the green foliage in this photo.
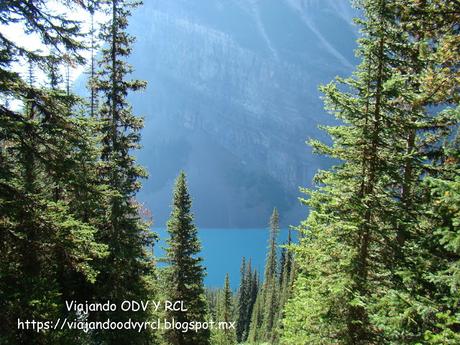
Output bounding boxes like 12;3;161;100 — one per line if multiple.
275;229;295;342
281;1;460;344
236;258;259;343
248;209;284;344
163;171;210;345
0;2;112;344
211;274;237;345
87;1;158;344
0;1;158;344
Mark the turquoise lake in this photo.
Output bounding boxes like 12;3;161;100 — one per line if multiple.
153;228;296;289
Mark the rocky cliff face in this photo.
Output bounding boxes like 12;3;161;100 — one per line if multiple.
127;0;359;227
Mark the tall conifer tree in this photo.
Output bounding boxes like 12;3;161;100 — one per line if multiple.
212;274;237;345
248;208;281;343
236;257;248;342
0;2;110;343
236;257;259;343
164;171;210;345
369;1;460;342
91;0;156;343
281;0;459;344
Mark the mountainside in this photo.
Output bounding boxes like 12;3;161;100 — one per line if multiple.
126;0;359;227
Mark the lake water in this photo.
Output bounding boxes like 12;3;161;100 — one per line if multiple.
153;228;295;289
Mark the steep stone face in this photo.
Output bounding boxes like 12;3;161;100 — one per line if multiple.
127;0;358;227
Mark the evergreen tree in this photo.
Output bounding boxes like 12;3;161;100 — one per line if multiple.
248;267;259;328
212;274;237;345
88;0;157;343
423;145;460;344
281;0;393;342
164;171;210;345
236;257;259;343
206;287;220;321
236;257;248;342
0;2;109;343
222;274;233;330
281;0;459;344
275;228;294;342
367;1;460;343
262;208;280;342
278;228;294;302
248;208;281;343
87;0;100;118
248;291;264;344
278;245;286;288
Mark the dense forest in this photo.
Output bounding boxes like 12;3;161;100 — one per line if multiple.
0;0;459;345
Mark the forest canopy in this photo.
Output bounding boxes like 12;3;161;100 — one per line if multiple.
0;0;459;344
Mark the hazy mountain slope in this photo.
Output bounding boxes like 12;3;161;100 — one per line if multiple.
125;0;359;227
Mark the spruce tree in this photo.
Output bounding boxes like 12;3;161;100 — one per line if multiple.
367;1;460;343
248;208;281;343
206;287;220;321
423;144;460;344
262;208;281;342
248;267;259;330
282;0;400;342
0;2;109;343
212;274;237;345
236;257;248;342
222;274;233;330
164;171;210;345
87;0;100;118
236;257;259;343
247;291;264;343
89;0;157;343
275;228;294;342
281;0;459;344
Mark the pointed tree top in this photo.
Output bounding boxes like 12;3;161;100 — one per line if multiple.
270;207;279;230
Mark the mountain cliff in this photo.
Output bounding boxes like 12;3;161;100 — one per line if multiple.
126;0;359;227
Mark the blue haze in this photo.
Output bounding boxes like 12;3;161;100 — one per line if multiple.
75;0;361;286
127;0;359;228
